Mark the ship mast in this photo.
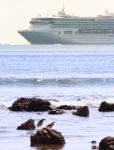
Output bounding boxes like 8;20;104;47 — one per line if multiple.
57;5;66;17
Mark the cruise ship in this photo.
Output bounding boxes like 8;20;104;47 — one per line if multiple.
18;9;114;44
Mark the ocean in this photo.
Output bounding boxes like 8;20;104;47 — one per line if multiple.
0;45;114;150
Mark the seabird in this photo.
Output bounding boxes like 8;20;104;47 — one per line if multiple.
46;122;55;128
37;119;45;130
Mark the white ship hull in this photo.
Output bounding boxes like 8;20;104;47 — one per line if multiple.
19;30;114;44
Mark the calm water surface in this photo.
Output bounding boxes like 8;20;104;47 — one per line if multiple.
0;45;114;150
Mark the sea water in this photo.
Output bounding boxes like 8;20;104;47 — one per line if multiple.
0;45;114;150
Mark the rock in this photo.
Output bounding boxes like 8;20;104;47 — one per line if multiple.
56;105;77;110
9;97;51;112
99;101;114;112
91;140;97;144
17;119;36;130
99;136;114;150
48;109;64;115
91;145;97;149
30;127;65;146
73;106;89;117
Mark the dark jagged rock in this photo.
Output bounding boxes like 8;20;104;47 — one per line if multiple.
17;119;36;130
9;97;51;112
30;127;65;146
73;106;89;117
99;136;114;150
48;109;64;115
91;145;97;149
56;105;78;110
99;101;114;112
34;144;64;149
91;140;97;144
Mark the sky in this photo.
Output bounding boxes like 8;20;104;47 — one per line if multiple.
0;0;114;44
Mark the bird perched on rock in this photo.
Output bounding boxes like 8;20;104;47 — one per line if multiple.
46;122;55;128
37;119;45;130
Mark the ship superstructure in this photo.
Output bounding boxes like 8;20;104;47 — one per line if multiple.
18;9;114;44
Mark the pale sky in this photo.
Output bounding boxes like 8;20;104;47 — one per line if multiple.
0;0;114;44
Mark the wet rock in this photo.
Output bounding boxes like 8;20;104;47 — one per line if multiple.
73;106;89;117
34;144;64;150
48;109;64;115
91;145;97;149
91;140;97;144
56;105;77;110
99;101;114;112
30;127;65;146
17;119;36;130
99;136;114;150
9;97;51;112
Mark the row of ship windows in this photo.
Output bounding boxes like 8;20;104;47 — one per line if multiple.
79;29;114;33
54;24;114;28
58;29;114;34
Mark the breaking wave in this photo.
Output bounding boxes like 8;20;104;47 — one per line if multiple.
0;77;114;86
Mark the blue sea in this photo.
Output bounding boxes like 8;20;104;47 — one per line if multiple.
0;45;114;150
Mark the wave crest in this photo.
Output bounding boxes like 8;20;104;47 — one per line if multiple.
0;77;114;86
